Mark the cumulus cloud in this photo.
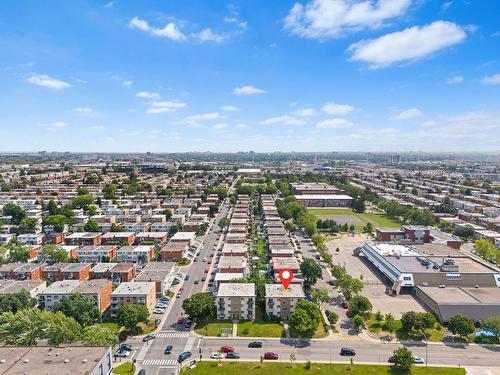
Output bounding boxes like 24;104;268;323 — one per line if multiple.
389;108;422;120
74;107;94;114
292;108;318;117
284;0;412;39
193;28;226;43
184;112;221;122
421;111;500;133
26;74;71;89
321;101;355;115
129;17;186;41
221;105;241;112
146;100;187;114
233;85;266;95
481;73;500;85
45;121;69;130
137;91;160;99
212;123;229;130
315;118;352;128
122;80;133;87
259;115;307;126
348;21;467;68
447;75;463;85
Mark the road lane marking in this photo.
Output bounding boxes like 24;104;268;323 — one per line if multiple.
142;359;178;366
156;332;190;338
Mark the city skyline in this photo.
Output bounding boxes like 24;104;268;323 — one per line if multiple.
1;0;499;152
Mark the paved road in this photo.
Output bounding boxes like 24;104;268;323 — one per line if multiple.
134;199;231;374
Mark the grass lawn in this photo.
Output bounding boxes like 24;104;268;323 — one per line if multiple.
308;208;357;216
195;320;233;336
367;315;444;342
289;322;329;339
359;213;400;228
238;320;285;337
181;361;464;375
101;322;121;334
121;319;157;336
113;362;135;375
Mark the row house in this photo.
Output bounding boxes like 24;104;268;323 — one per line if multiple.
110;281;156;317
89;262;136;284
42;263;91;282
101;232;136;246
0;279;47;298
134;262;177;296
160;242;189;261
65;232;102;246
0;263;44;281
134;231;169;245
116;245;155;263
76;245;117;263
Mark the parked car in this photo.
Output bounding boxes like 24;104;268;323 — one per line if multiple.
226;352;240;359
220;346;234;353
119;344;132;352
176;292;181;298
210;352;224;359
184;321;193;329
204;268;209;273
115;350;129;358
194;279;199;284
341;301;349;309
202;258;207;262
153;308;165;314
202;276;207;281
413;356;425;364
118;333;128;342
340;347;356;356
178;351;192;363
248;341;262;348
263;352;279;360
184;275;190;281
138;370;145;375
164;345;173;354
142;334;156;342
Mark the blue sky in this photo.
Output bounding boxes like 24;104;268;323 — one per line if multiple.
0;0;499;152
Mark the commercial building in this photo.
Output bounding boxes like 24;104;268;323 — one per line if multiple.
217;283;255;321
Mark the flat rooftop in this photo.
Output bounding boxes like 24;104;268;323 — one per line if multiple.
265;283;305;298
112;281;155;295
217;282;255;297
0;346;111;375
419;286;500;304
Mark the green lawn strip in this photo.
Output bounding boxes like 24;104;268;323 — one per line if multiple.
181;361;464;375
357;213;400;228
289;321;329;339
195;320;233;336
101;322;122;334
238;320;285;338
307;208;356;216
367;315;443;342
113;362;135;375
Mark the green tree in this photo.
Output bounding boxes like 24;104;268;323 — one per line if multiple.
392;347;413;371
288;300;322;336
348;295;372;320
453;225;475;240
0;308;47;345
102;184;117;200
53;293;100;327
84;219;100;232
448;314;475;339
18;217;39;234
116;304;150;333
352;315;365;331
70;194;94;210
110;223;125;232
182;293;215;321
45;311;81;346
77;186;90;195
39;244;69;263
0;290;37;314
311;288;330;306
163;209;173;220
2;203;26;225
218;217;230;229
284;221;298;232
43;214;67;233
474;239;496;260
7;243;32;263
300;258;323;286
81;325;119;347
482;316;500;340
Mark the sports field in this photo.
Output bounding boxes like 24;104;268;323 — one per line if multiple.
308;208;400;229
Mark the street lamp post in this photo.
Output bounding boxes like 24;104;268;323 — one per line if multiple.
423;332;428;367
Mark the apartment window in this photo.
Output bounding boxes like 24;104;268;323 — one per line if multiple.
446;273;461;281
403;277;411;281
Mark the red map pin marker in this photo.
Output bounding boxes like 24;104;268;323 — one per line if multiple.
279;268;293;291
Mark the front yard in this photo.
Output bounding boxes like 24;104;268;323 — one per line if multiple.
195;320;233;336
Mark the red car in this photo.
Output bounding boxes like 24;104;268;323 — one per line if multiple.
118;333;128;342
341;301;349;309
179;287;184;293
220;346;234;353
264;352;279;360
204;269;209;273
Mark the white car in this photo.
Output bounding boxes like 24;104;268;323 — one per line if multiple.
153;308;166;314
210;352;224;359
202;257;207;262
413;356;425;364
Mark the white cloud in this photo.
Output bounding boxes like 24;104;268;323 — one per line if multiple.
74;107;94;114
136;91;160;99
481;73;500;85
421;111;500;133
184;112;221;122
193;28;225;43
146;100;187;114
233;85;266;95
235;123;247;129
284;0;412;39
321;101;355;115
122;80;133;87
26;74;71;90
45;121;69;130
221;105;240;112
389;108;422;120
104;1;115;7
90;125;105;130
212;123;229;130
447;75;463;85
259;115;307;126
129;17;186;41
348;21;467;68
315;118;352;128
292;107;318;117
441;1;453;12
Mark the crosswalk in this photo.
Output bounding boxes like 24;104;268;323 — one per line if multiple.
340;335;361;342
155;331;190;338
142;359;178;366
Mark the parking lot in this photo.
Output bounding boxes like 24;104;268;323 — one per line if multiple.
327;234;426;318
